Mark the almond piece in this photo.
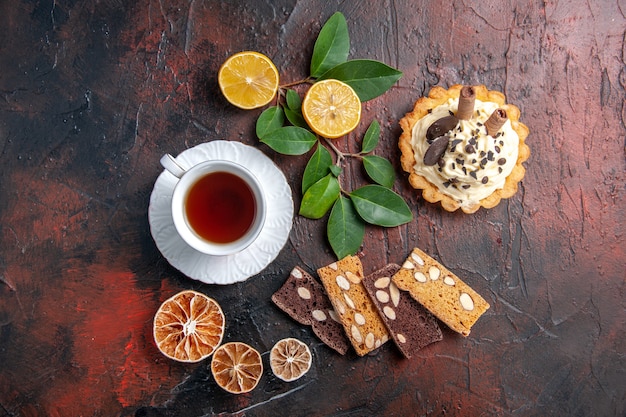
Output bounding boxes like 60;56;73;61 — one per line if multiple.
345;271;361;284
460;293;475;311
389;282;400;307
428;266;440;281
414;272;427;283
312;310;327;321
374;277;390;289
383;306;396;320
336;275;351;291
376;290;390;303
297;287;311;300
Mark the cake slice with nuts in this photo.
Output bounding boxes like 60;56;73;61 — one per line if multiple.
362;264;442;358
392;248;490;336
272;266;350;355
317;256;389;356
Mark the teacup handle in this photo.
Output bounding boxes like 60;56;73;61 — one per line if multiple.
160;154;187;178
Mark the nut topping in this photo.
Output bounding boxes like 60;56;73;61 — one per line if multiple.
428;266;440;281
374;277;391;289
443;276;455;286
336;275;351;290
411;253;425;266
354;313;366;326
397;334;407;344
389;283;400;307
292;268;303;279
343;293;356;309
312;309;327;321
333;298;346;315
328;309;340;322
345;271;361;284
414;271;427;283
376;290;390;303
365;333;375;349
297;287;311;300
383;306;396;320
402;260;415;269
351;325;363;343
459;293;475;311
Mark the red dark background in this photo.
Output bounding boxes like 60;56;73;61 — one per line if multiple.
1;1;624;416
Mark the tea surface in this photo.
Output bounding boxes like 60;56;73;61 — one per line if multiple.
185;171;256;244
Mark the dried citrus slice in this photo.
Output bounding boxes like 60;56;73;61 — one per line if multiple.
218;51;279;109
302;79;361;139
270;338;312;382
211;342;263;394
153;290;225;363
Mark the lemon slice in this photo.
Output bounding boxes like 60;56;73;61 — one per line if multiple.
153;290;225;363
270;338;312;382
211;342;263;394
302;79;361;139
218;51;279;109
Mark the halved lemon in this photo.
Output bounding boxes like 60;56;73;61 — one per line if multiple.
302;79;361;139
211;342;263;394
153;290;225;363
218;51;279;109
270;338;312;382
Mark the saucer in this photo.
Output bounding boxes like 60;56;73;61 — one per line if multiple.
148;140;294;284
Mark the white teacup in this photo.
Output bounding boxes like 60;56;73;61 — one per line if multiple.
160;154;266;256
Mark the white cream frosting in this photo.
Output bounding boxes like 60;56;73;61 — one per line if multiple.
411;97;519;208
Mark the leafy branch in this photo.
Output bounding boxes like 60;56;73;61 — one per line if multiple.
255;12;412;259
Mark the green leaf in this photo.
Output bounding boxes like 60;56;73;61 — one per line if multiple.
256;106;284;139
328;196;366;259
284;107;309;129
302;144;333;194
362;155;395;188
318;59;403;102
329;164;342;177
285;89;302;110
310;12;350;78
361;120;380;153
350;185;412;227
260;126;317;155
299;174;340;219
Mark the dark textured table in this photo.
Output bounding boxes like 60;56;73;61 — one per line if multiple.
1;1;624;416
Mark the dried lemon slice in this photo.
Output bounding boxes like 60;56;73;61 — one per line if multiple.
153;290;225;363
218;51;279;109
302;79;361;139
211;342;263;394
270;338;312;382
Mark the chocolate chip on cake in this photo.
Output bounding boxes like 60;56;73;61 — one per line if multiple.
423;135;450;166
